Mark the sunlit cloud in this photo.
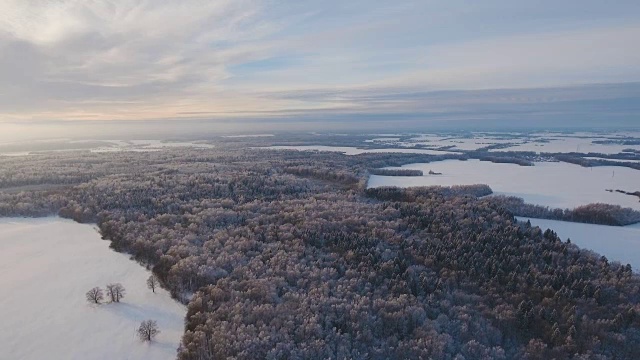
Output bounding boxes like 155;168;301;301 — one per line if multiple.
0;0;639;123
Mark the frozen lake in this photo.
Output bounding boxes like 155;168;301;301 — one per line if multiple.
0;218;185;360
367;159;640;210
521;217;640;270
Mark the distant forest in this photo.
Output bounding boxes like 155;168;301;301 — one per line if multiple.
1;147;639;359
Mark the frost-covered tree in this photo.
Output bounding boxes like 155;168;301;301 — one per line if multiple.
146;275;159;293
106;283;126;303
138;320;160;342
85;287;104;304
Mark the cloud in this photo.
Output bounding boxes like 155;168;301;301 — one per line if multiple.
0;0;639;124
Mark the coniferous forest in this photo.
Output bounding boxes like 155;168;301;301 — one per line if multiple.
1;147;639;359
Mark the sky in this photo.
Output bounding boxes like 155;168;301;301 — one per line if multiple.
0;0;639;132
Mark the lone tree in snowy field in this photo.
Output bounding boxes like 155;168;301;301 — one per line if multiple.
106;283;126;303
85;287;104;304
137;320;160;342
146;274;159;293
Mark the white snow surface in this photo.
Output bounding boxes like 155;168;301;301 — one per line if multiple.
491;137;639;154
0;217;186;360
520;217;640;270
367;159;640;210
365;132;640;154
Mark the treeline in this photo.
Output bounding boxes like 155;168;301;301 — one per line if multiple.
475;155;534;166
491;195;640;226
366;184;493;201
0;190;67;217
555;155;640;170
1;146;639;359
369;168;424;176
593;139;640;146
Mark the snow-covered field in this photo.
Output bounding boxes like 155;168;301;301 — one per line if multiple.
263;145;456;155
521;217;640;269
396;135;517;151
491;137;638;154
0;139;215;156
91;140;215;153
364;132;640;154
0;218;186;360
367;159;640;210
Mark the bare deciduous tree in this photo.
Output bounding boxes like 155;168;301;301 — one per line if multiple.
85;287;104;304
137;320;160;342
106;283;126;303
146;274;159;293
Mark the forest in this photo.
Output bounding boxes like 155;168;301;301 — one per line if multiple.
1;147;639;359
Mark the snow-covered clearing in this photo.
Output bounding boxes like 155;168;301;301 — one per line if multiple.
367;159;640;210
364;132;640;154
128;140;215;149
491;137;639;154
397;135;516;151
262;145;457;155
0;218;185;360
520;217;640;270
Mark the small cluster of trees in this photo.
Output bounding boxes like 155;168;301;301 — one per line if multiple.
85;277;161;342
85;283;125;304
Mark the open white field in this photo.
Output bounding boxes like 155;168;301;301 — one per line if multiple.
491;137;639;154
521;217;640;270
367;159;640;210
0;139;215;156
367;132;640;154
0;218;185;360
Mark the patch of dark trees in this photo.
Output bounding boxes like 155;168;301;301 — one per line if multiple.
490;195;640;226
369;168;424;176
608;189;640;203
556;154;640;171
593;139;640;146
366;184;493;201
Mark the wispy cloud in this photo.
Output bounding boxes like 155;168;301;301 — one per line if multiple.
0;0;639;124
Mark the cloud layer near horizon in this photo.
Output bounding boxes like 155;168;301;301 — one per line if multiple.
1;0;639;123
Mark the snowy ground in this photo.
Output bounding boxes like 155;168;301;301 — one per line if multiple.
395;134;517;151
364;132;640;154
0;218;186;360
491;137;638;154
521;217;640;270
0;139;215;156
367;159;640;210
